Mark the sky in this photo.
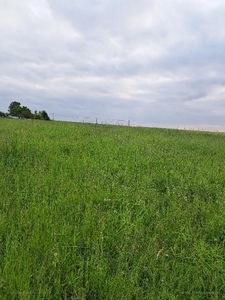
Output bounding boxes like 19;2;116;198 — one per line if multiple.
0;0;225;130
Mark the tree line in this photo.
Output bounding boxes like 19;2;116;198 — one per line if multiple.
0;102;50;120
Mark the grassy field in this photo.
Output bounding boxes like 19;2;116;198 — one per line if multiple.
0;118;225;299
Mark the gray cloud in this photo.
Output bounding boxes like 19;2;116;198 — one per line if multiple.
0;0;225;130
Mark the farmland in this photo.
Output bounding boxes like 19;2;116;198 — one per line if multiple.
0;118;225;299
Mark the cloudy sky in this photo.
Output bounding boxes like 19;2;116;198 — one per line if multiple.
1;0;225;129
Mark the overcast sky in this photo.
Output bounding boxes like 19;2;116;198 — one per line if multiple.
1;0;225;130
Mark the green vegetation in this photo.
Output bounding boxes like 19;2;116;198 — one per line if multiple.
1;118;225;299
6;102;50;120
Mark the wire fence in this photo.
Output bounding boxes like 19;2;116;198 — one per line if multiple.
4;112;223;132
47;113;224;132
48;113;132;127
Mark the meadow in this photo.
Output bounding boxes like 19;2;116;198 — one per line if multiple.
0;118;225;299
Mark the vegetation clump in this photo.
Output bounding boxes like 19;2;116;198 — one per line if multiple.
6;101;50;120
0;111;7;117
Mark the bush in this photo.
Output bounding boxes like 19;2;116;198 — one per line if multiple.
0;111;6;117
20;110;33;119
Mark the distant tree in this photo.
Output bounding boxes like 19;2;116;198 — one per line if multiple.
8;101;22;117
20;107;33;119
0;111;6;117
8;102;34;119
33;113;42;120
7;102;50;121
40;110;50;120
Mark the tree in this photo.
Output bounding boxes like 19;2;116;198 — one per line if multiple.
8;101;22;117
40;110;50;120
33;113;42;120
7;102;50;120
0;111;6;117
8;102;34;119
20;107;33;119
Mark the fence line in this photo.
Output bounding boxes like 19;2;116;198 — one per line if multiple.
47;113;223;132
49;113;131;127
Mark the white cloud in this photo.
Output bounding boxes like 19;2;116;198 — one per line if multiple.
0;0;225;129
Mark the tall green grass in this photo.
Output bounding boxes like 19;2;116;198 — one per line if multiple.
1;118;225;299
